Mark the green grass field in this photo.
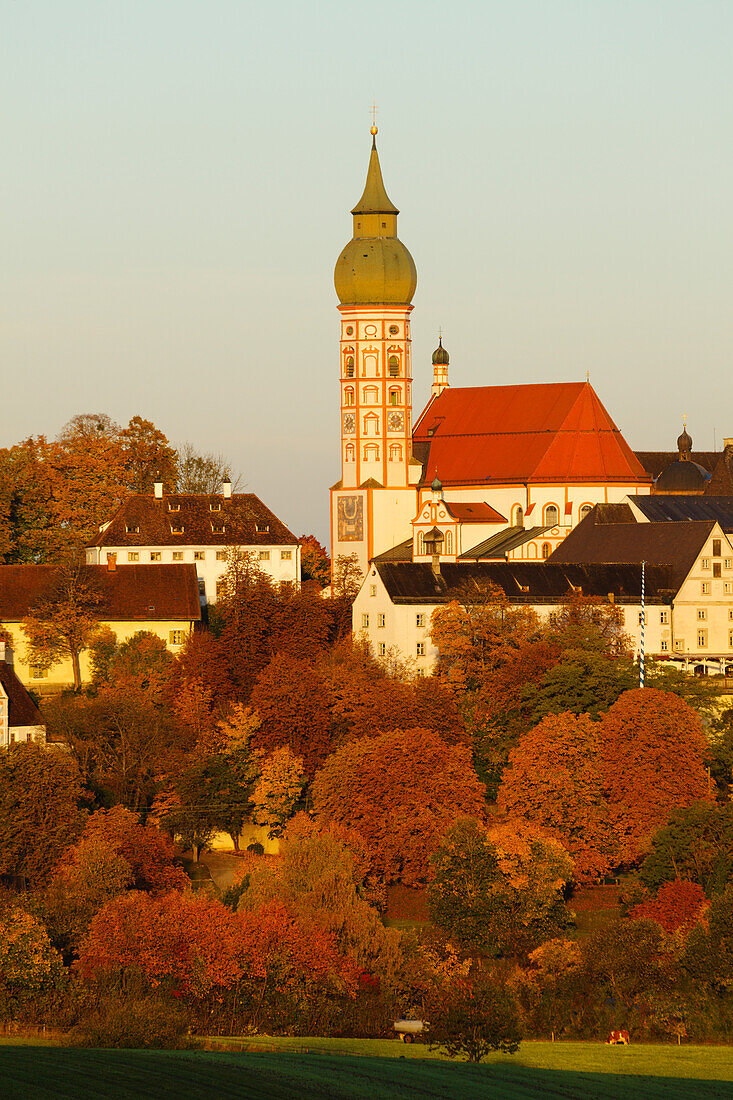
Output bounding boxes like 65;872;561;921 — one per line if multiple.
1;1040;732;1099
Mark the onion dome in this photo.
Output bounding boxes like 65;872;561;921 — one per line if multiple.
334;130;417;307
654;423;710;493
432;337;449;366
431;474;443;493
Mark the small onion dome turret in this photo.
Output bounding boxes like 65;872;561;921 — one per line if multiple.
654;423;710;493
431;474;443;493
334;130;417;307
432;337;449;366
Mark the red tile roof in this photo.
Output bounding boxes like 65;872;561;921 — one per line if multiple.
0;661;44;728
92;493;296;549
0;565;201;623
445;502;508;524
412;382;650;487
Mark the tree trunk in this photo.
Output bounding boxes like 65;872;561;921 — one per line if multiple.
71;648;82;691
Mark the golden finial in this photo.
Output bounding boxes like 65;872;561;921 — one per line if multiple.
586;369;590;383
370;99;378;136
683;413;687;429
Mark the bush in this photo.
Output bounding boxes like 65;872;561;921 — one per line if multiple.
247;842;265;855
71;994;196;1049
427;968;522;1062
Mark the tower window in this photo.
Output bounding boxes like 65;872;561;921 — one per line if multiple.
389;325;399;335
363;386;378;404
544;504;559;528
345;444;355;462
389;444;402;463
364;412;379;436
389;388;400;406
445;531;452;555
345;357;355;378
344;387;355;406
364;444;379;462
388;356;400;377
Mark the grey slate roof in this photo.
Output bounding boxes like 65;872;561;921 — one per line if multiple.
375;560;676;604
547;519;715;588
460;525;552;560
635;451;720;478
628;495;733;529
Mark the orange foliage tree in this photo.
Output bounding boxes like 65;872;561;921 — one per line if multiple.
629;879;708;934
497;712;618;883
599;689;712;864
311;728;486;886
250;654;336;775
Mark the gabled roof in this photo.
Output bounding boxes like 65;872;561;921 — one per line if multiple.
0;661;43;728
548;519;715;589
91;493;296;549
374;561;677;604
0;565;201;623
373;538;414;563
705;448;733;496
627;494;733;529
460;525;552;560
445;502;507;524
412;382;650;487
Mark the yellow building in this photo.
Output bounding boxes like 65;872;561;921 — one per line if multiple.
0;562;201;692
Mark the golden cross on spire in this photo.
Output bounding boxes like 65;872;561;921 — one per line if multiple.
683;413;687;429
370;99;378;136
438;325;443;339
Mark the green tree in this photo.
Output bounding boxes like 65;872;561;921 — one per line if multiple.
640;802;733;896
521;650;636;723
427;968;522;1062
176;747;260;852
0;743;86;884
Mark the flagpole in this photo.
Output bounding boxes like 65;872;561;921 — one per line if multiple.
640;560;645;689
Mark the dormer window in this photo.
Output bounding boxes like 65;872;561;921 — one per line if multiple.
168;503;180;513
256;523;269;533
125;525;140;534
171;525;184;534
212;524;226;534
210;502;221;512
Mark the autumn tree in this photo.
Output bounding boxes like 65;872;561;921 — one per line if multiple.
22;555;103;689
175;442;237;494
521;650;637;723
0;743;86;884
600;689;712;865
0;437;54;563
0;908;65;1013
640;802;733;896
546;590;631;658
497;712;618;882
82;806;187;892
251;747;305;837
119;416;178;494
250;654;336;775
428;817;573;957
175;748;259;852
299;534;330;588
629;880;708;934
312;728;486;886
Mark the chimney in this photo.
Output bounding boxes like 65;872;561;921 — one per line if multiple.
222;476;232;500
608;592;615;604
154;480;163;499
106;552;117;572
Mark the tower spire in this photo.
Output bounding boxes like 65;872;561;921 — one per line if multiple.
351;127;399;217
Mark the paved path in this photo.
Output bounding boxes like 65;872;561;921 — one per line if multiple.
199;851;243;891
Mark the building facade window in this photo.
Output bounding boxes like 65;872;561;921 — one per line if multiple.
377;614;386;628
169;630;185;646
713;539;722;556
172;552;183;561
258;551;270;561
216;579;227;599
729;630;733;648
171;526;184;534
579;504;593;521
389;388;400;406
702;558;711;570
417;532;424;555
638;612;645;625
364;444;379;462
698;629;708;648
344;387;355;406
725;558;732;570
660;610;669;624
216;550;227;561
361;614;369;629
125;525;140;534
377;642;386;656
697;608;707;620
541;542;551;559
210;502;221;511
702;582;711;594
714;563;722;578
281;551;292;560
544;504;559;527
388;356;400;377
416;642;425;657
674;639;684;652
513;505;524;526
389;444;402;462
345;357;355;377
345;444;355;462
725;582;732;595
660;640;669;652
194;551;205;561
363;387;378;405
369;585;377;597
416;613;426;627
445;532;453;555
150;552;161;562
127;552;139;562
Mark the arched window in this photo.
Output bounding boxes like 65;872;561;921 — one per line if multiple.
389;443;402;462
345;356;355;378
541;542;552;559
389;388;400;406
388;355;400;377
418;532;424;555
579;503;592;521
345;444;355;462
513;505;524;527
528;543;538;559
363;386;378;404
364;354;377;376
544;504;559;528
364;444;379;462
364;412;378;436
344;387;355;406
445;531;452;555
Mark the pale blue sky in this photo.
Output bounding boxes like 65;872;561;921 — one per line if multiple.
3;1;732;542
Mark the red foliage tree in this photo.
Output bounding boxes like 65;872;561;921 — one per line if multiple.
629;879;708;934
497;712;618;883
82;806;188;892
311;728;486;887
250;654;335;775
599;689;712;864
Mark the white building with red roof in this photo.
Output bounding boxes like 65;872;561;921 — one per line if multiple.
330;129;652;578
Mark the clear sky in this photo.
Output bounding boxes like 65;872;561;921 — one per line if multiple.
3;1;732;543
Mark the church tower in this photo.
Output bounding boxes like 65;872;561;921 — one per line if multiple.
330;126;421;577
